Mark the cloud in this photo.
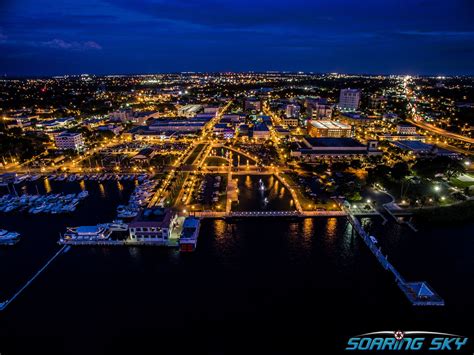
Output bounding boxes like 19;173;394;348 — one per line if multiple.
0;29;7;42
41;38;102;50
398;31;474;38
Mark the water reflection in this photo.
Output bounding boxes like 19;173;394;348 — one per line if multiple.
43;178;52;193
302;218;314;240
326;218;337;239
99;183;106;198
245;175;252;189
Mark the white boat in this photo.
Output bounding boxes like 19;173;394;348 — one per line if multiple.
117;210;138;219
369;235;378;244
78;190;89;199
108;220;128;232
62;225;112;242
0;229;21;245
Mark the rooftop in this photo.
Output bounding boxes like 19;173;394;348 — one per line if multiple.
129;208;174;227
309;120;351;130
304;137;365;148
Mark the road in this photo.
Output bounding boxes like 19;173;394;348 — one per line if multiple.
407;118;474;145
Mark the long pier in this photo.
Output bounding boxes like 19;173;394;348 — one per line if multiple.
193;210;347;219
0;245;69;311
344;205;444;306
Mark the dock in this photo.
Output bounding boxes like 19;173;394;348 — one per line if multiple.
344;204;444;306
58;239;179;247
193;210;347;219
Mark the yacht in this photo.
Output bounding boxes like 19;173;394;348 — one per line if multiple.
108;220;129;232
179;217;201;252
78;190;89;199
61;225;112;242
117;209;138;219
0;229;21;245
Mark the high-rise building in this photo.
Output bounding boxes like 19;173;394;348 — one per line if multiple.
285;104;300;118
338;89;361;111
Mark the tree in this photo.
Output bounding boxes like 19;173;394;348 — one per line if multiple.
391;161;410;180
366;165;391;185
412;156;465;179
350;159;362;169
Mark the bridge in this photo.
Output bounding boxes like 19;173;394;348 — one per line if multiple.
343;203;444;306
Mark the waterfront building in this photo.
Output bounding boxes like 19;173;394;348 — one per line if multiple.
128;208;178;244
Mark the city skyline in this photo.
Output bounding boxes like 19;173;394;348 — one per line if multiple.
1;0;474;76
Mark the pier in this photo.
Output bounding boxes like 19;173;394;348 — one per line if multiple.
0;245;69;311
193;210;347;219
58;239;179;247
343;204;444;306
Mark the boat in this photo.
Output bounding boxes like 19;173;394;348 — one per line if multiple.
108;220;128;232
258;178;265;191
117;209;138;219
30;174;42;181
78;190;89;199
0;229;21;245
179;217;201;252
61;225;112;242
369;235;378;244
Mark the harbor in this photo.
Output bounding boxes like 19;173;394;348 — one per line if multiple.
0;190;89;214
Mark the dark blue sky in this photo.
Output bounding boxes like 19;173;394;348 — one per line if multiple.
1;0;474;76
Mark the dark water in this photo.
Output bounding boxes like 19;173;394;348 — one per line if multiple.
212;147;257;167
0;181;473;355
234;175;295;211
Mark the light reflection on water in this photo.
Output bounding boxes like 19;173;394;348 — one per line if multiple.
245;175;252;189
99;183;106;198
43;178;52;193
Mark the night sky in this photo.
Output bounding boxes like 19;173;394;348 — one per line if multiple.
1;0;474;76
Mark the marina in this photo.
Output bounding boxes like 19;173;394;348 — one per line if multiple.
0;190;89;214
0;228;21;245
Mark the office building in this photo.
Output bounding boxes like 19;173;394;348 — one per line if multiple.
54;132;85;151
307;120;352;138
338;89;361;111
